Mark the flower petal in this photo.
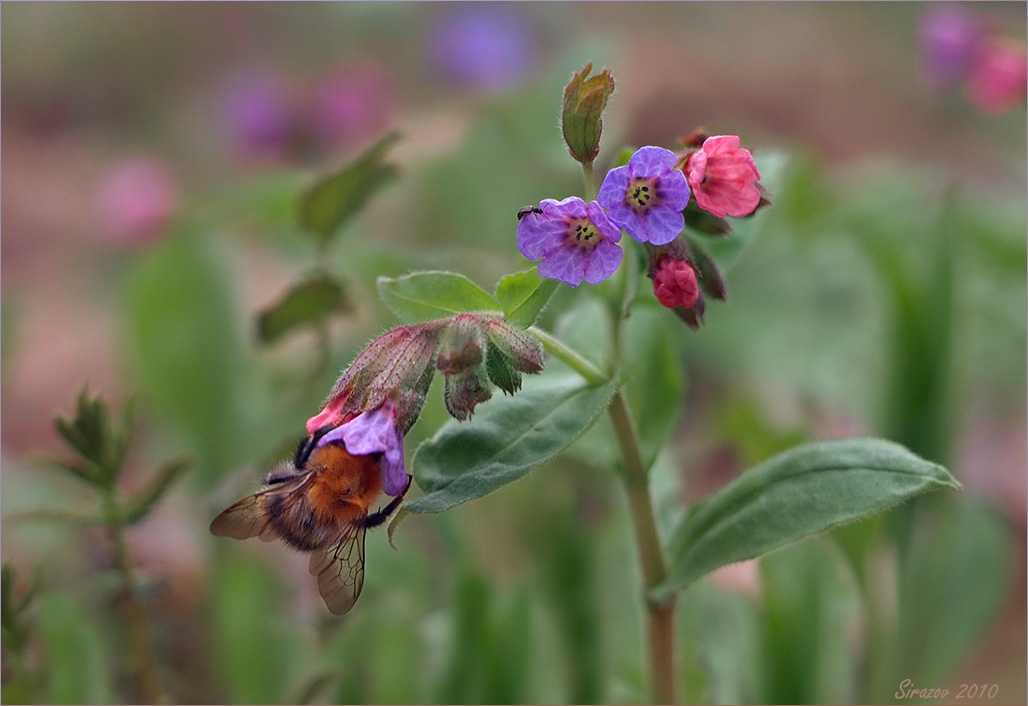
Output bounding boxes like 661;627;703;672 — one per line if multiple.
541;196;587;220
583;238;623;284
597;166;631;209
537;244;586;286
638;206;684;246
628;146;677;178
656;168;690;210
517;213;567;260
586;200;622;242
701;135;741;158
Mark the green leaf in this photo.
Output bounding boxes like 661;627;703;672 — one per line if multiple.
125;232;243;476
123;458;191;525
660;438;960;594
494;269;559;328
298;132;400;246
377;271;500;323
407;374;617;514
256;273;351;345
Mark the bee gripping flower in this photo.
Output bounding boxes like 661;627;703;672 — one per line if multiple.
598;146;690;245
516;197;623;286
316;401;408;496
685;136;762;218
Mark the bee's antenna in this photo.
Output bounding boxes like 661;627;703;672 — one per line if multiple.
295;424;337;467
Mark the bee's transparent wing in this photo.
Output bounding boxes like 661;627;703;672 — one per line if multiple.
210;473;315;542
308;520;367;615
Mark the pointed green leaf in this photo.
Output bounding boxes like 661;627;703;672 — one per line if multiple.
494;269;559;328
256;273;351;345
298;132;401;245
407;374;617;514
377;271;500;323
123;458;191;525
659;438;960;594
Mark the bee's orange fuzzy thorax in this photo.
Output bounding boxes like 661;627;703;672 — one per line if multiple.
305;445;382;523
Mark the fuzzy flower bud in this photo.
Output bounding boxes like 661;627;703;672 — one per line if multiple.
307;321;444;436
436;313;487;375
561;63;615;165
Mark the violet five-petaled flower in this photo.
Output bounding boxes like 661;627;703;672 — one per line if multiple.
685;135;762;219
313;401;407;496
516;196;623;286
597;146;691;246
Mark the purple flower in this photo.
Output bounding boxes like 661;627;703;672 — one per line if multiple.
917;6;986;88
516;197;623;286
428;6;536;91
315;400;407;496
220;71;297;161
598;146;690;245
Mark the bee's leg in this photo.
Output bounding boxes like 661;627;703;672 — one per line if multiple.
362;475;412;528
263;462;304;485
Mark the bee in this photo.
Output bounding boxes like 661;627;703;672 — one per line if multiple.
210;425;411;615
517;205;544;220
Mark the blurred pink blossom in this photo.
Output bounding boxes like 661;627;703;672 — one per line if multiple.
95;157;178;245
967;40;1027;113
306;64;395;151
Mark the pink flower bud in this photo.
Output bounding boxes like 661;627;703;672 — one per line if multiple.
652;257;699;310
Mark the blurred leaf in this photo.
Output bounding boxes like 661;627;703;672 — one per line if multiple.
1;563;39;656
494;269;559;328
660;438;960;594
37;592;114;704
287;670;336;705
122;458;191;525
408;374;616;514
897;501;1015;686
758;538;859;704
298;132;400;246
698;151;788;272
125;232;243;476
377;271;500;324
621;308;685;471
211;553;298;704
683;200;732;237
256;273;351;345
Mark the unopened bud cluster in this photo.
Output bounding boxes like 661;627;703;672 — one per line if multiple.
308;313;545;435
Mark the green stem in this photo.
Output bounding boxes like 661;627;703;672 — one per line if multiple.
103;495;164;704
608;391;676;704
527;326;607;386
582;162;597;202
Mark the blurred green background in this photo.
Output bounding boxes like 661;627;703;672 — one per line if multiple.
2;2;1025;704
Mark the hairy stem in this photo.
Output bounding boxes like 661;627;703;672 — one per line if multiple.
528;326;607;386
104;495;164;704
608;391;676;704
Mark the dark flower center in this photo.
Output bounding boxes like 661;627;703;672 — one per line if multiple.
565;217;603;252
625;176;660;214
